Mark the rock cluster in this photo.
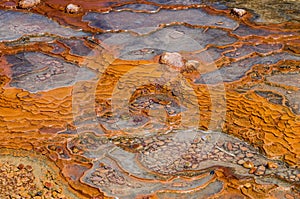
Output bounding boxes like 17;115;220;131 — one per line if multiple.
0;162;67;199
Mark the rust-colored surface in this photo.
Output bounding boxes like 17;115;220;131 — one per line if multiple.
0;0;299;198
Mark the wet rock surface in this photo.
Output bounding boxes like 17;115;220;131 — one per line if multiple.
2;52;96;93
0;149;78;199
83;8;239;33
0;0;299;199
0;10;86;42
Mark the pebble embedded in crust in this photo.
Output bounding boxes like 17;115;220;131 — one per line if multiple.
66;3;80;14
159;52;185;69
266;162;278;169
243;161;254;169
231;8;247;17
18;0;40;9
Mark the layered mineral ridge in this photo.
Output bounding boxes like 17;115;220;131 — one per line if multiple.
0;0;299;199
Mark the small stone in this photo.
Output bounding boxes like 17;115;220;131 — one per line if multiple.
243;161;254;169
237;159;245;165
240;146;248;151
44;181;53;189
157;136;167;141
290;175;296;179
246;153;254;158
192;164;198;169
52;191;58;197
156;141;165;146
249;167;257;174
18;0;40;9
254;165;266;176
244;183;251;188
227;142;233;151
237;153;245;159
159;52;185;69
56;188;62;193
132;144;143;150
182;154;192;160
285;194;294;199
266;162;278;169
66;3;80;14
41;150;47;155
25;165;33;172
72;147;79;153
231;8;247;17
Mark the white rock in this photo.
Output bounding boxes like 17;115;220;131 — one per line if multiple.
185;60;199;68
18;0;40;9
231;8;247;17
66;3;80;14
159;52;185;69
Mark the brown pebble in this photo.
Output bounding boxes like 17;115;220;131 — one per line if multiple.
25;165;33;172
237;159;245;165
246;153;254;158
237;153;245;159
254;165;266;176
285;193;294;199
244;183;251;188
227;142;233;151
192;164;198;169
243;161;254;169
266;162;278;169
44;181;53;189
156;141;165;146
240;146;248;151
17;164;24;170
249;167;257;174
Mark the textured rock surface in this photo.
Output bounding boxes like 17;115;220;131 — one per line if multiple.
3;52;96;93
0;1;299;199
